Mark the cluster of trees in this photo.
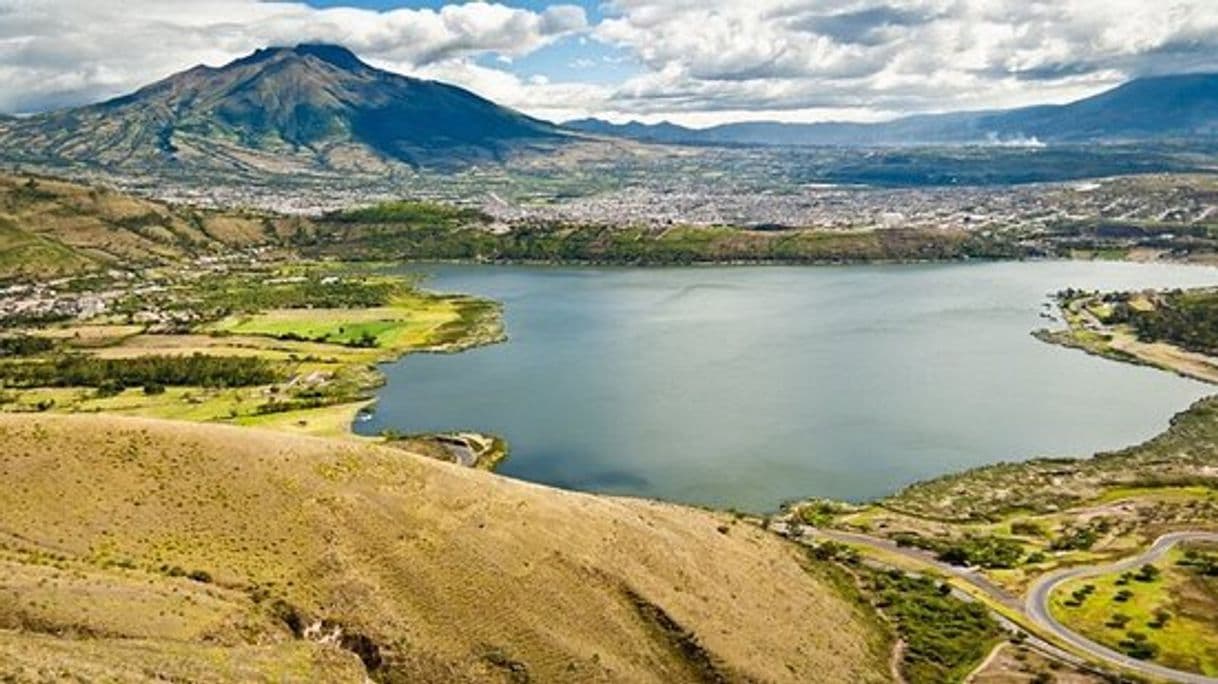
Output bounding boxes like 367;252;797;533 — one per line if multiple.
0;310;72;328
1180;548;1218;576
0;353;280;389
893;532;1026;569
1049;518;1112;551
326;200;488;226
868;570;1001;684
1109;290;1218;355
110;275;403;323
1118;631;1159;660
199;277;400;312
0;335;55;357
306;220;1033;266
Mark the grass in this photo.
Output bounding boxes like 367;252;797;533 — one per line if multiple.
0;219;95;279
206;293;495;353
0;174;290;281
0;412;892;683
1050;546;1218;675
236;400;374;439
1;272;504;446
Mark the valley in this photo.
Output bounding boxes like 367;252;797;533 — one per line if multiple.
5;171;1218;680
4;33;1218;684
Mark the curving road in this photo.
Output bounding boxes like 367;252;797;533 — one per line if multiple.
1026;532;1218;684
804;526;1218;682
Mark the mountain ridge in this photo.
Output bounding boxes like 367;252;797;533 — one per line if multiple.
567;72;1218;147
0;44;568;175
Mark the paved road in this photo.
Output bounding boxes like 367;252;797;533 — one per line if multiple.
807;526;1218;683
813;528;1023;608
1026;532;1218;684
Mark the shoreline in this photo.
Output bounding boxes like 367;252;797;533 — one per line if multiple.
352;259;1218;508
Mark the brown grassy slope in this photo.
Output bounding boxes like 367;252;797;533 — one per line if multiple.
0;174;306;278
0;413;890;683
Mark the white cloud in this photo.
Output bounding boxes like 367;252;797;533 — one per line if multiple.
0;0;586;113
1;0;1217;125
592;0;1218;121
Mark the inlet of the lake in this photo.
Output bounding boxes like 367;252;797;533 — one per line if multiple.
356;261;1218;511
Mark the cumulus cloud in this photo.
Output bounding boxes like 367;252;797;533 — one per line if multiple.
1;0;1217;125
593;0;1218;121
0;0;587;113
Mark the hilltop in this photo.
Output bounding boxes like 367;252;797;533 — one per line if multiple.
0;413;891;682
0;174;309;280
0;44;568;176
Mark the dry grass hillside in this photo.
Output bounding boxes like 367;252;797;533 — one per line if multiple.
0;174;306;279
0;413;891;683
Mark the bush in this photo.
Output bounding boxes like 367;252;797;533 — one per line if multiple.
95;379;125;398
1010;520;1045;537
0;335;55;357
187;569;212;583
1106;613;1131;628
868;570;1001;684
1118;632;1159;660
1134;564;1161;582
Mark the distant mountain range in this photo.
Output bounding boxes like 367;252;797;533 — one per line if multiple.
0;44;566;175
3;46;1216;180
567;73;1218;147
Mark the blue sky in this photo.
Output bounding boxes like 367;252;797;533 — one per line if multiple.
303;0;631;85
304;0;604;18
3;1;1218;125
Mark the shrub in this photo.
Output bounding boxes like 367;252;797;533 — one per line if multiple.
95;379;125;398
1106;613;1131;628
1135;564;1161;583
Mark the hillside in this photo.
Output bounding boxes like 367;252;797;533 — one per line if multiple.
0;413;891;682
0;44;568;176
0;174;311;280
568;73;1218;147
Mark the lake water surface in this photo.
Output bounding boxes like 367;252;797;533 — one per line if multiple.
357;262;1218;511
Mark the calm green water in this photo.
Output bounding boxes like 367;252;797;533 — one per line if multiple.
357;262;1218;511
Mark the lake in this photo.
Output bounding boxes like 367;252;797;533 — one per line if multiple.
357;261;1218;511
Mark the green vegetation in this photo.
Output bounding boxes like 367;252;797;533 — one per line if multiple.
893;532;1026;569
0;354;280;389
328;200;488;226
1107;288;1218;356
0;263;506;459
206;291;499;352
1050;545;1218;675
305;218;1032;265
884;396;1218;521
865;569;1002;683
110;273;405;324
0;335;55;357
0;174;295;282
1049;519;1111;551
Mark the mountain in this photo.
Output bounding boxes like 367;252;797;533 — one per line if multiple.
0;44;567;174
0;413;890;682
567;73;1218;147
